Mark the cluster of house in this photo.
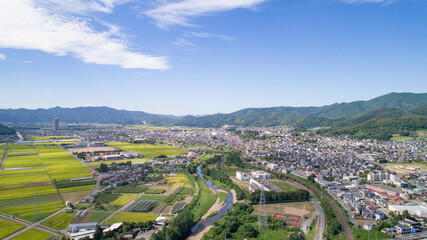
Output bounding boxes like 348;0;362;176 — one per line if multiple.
101;164;144;188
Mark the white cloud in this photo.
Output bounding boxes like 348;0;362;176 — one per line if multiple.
0;0;168;69
186;32;235;42
0;53;6;60
173;38;199;48
36;0;134;14
145;0;268;27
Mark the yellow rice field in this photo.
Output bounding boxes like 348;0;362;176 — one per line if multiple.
109;194;138;206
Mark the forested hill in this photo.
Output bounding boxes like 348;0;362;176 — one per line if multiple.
0;124;16;135
0;106;177;125
175;92;427;127
0;93;426;129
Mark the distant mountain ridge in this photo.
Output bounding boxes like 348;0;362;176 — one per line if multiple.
175;92;427;127
0;92;426;128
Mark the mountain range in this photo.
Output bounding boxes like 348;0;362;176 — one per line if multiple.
0;93;426;131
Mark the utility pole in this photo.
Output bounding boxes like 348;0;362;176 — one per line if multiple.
258;188;268;230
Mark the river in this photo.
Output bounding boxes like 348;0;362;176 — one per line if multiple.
191;165;234;233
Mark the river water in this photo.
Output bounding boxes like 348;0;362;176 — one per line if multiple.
191;165;234;233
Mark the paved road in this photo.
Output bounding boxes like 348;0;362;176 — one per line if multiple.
393;232;427;240
312;199;326;240
0;148;8;174
288;176;353;240
279;179;326;240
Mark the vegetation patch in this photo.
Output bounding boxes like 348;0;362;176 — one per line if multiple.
10;228;52;240
108;194;138;206
41;211;74;230
108;212;159;224
0;218;24;239
106;142;188;158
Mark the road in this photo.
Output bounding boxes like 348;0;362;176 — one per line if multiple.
288;176;353;240
279;179;326;240
393;232;427;240
0;148;8;174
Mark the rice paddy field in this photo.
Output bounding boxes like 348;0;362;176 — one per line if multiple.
108;194;138;206
36;146;92;180
0;185;58;201
10;228;52;240
165;173;188;184
0;144;94;222
107;212;159;224
0;217;24;239
1;201;65;222
106;142;188;158
41;211;74;230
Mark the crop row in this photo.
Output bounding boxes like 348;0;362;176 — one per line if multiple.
130;200;158;212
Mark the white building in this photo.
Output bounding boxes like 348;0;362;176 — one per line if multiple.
251;170;271;180
267;163;279;171
236;171;250;181
388;205;427;218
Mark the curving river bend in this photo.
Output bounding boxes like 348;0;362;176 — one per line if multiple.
191;165;234;233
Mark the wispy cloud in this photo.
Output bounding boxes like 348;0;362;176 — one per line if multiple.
173;38;199;48
0;0;168;69
186;32;235;42
0;53;6;60
36;0;134;14
145;0;268;28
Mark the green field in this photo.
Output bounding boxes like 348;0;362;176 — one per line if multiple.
0;172;51;187
1;201;64;222
10;228;52;240
58;185;94;194
351;228;390;240
0;185;58;201
107;212;159;224
191;176;217;221
36;146;92;180
390;136;413;141
86;158;150;168
268;180;300;192
0;218;24;239
25;136;74;141
257;229;289;240
106;142;188;158
41;211;74;230
89;212;112;223
109;194;138;206
112;183;149;193
137;194;169;201
145;189;165;194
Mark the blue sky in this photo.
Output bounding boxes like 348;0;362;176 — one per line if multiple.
0;0;426;115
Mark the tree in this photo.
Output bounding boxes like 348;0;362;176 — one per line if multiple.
237;224;257;238
99;163;108;173
308;174;315;183
93;225;103;240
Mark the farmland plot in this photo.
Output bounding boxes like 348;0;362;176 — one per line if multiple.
130;200;158;212
106;142;188;158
